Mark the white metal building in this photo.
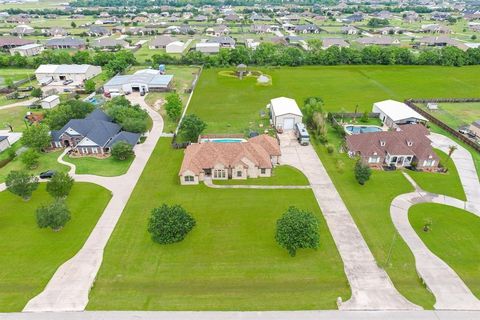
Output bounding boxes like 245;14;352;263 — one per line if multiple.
10;43;44;57
35;64;102;85
372;100;428;128
195;42;220;54
41;95;60;109
166;40;187;53
269;97;303;131
103;69;174;94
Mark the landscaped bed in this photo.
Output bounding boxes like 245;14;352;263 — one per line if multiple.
87;139;350;310
0;183;112;311
409;203;480;299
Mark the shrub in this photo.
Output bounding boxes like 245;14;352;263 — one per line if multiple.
46;172;74;199
36;199;71;231
354;159;372;185
111;141;134;160
20;148;40;169
21;124;51;150
5;170;39;200
31;87;43;98
360;111;369;123
84;79;96;93
275;206;320;257
179;114;207;142
326;145;334;154
148;204;196;244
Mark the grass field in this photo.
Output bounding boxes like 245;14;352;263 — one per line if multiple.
215;165;309;186
409;203;480;299
0;183;112;311
420;102;480;130
0;69;36;85
64;155;133;177
87;139;350;310
0;106;31;132
187;66;480;134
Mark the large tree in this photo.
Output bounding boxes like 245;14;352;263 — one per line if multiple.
21;124;51;150
44;100;95;130
20;149;40;169
5;170;39;201
46;172;74;199
275;206;320;257
178;114;206;142
165;92;182;122
148;204;196;244
36;199;71;231
111;141;134;160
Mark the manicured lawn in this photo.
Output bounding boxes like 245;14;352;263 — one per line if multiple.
64;155;133;177
0;150;69;183
87;139;350;310
215;165;309;186
420;102;480;130
0;68;35;84
187;66;480;134
408;149;466;201
0;183;112;311
409;203;480;299
0;106;33;132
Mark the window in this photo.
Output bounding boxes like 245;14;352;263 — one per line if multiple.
260;168;266;174
184;175;194;182
213;169;226;179
368;157;379;163
237;171;242;177
423;160;436;167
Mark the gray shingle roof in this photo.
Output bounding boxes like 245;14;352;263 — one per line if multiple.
106;131;140;147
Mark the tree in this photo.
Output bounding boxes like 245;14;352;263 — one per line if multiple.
5;170;39;200
71;21;77;28
44;100;95;130
84;79;96;93
302;97;324;128
46;172;74;199
36;199;71;231
275;206;320;257
179;114;207;142
354;159;372;185
4;78;14;89
31;87;42;98
111;141;134;160
148;204;196;244
20;148;40;169
446;145;457;164
360;111;369;123
165;92;182;122
21;123;51;150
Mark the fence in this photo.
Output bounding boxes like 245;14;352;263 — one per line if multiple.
409;98;480;103
405;99;480;153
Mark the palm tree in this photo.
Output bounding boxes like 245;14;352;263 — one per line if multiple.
446;145;457;164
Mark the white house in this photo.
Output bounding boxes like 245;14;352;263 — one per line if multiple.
166;40;188;54
103;69;174;94
269;97;303;131
195;42;220;53
10;43;44;57
41;95;60;109
373;100;428;128
35;64;102;85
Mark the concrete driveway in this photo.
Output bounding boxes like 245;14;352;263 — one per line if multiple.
278;132;420;310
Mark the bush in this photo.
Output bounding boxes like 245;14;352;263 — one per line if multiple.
326;145;334;154
148;204;196;244
179;114;207;142
111;141;134;160
46;172;74;199
360;111;369;123
20;148;40;169
275;206;320;257
354;159;372;185
36;199;71;231
21;124;51;150
5;170;39;200
165;92;182;122
84;79;96;94
104;96;149;133
31;87;42;98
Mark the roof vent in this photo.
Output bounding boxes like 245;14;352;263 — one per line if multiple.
407;140;413;146
380;140;386;146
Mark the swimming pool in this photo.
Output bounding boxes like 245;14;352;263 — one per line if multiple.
344;125;383;135
200;138;247;143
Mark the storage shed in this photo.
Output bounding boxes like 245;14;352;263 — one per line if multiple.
372;100;428;129
269;97;303;131
41;95;60;109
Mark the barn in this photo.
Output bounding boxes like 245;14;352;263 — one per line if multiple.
269;97;303;131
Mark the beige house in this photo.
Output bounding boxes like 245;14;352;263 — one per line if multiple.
179;135;281;185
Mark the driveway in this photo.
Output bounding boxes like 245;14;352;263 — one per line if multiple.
278;132;420;310
23;93;164;312
0;98;38;110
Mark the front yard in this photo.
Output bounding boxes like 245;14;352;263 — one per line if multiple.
64;155;133;177
0;182;112;311
87;139;350;310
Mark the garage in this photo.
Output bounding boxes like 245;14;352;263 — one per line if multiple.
283;118;295;130
269;97;303;131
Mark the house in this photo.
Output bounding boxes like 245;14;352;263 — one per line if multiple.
322;38;349;49
417;36;469;51
205;25;230;37
224;14;241;22
179;134;281;185
378;27;403;35
342;13;364;23
149;36;176;49
346;124;439;170
194;15;208;22
166;41;188;54
88;25;111;36
207;36;235;48
103;69;174;94
245;38;260;50
10;43;44;57
251;24;273;34
196;42;220;54
421;24;452;34
269;97;303;131
403;11;420;23
165;25;194;35
373;100;428;129
40;95;60;109
342;25;358;35
468;120;480;137
44;27;68;37
35;64;102;85
45;37;86;50
469;23;480;32
90;38;129;50
10;25;35;36
0;37;34;50
0;136;10;152
50;109;140;155
356;36;400;46
294;24;320;34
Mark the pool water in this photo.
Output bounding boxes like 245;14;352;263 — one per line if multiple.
202;138;246;143
345;125;383;135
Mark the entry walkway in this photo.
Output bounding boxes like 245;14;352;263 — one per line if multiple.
22;93;164;312
278;132;420;310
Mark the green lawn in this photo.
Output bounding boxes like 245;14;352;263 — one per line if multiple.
0;150;69;183
215;165;309;186
63;155;133;177
0;182;112;311
187;66;480;134
420;102;480;130
409;203;480;299
87;139;350;310
0;106;34;132
0;68;36;84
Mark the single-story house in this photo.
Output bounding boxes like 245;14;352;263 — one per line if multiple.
166;40;188;54
50;109;140;155
0;135;10;152
356;36;400;46
179;134;281;185
149;35;175;49
207;36;235;48
342;25;358;35
196;42;220;53
373;100;428;128
90;38;129;50
0;36;33;50
45;37;86;50
41;95;60;109
295;24;320;34
346;124;439;170
322;38;349;49
44;27;68;37
421;24;452;34
269;97;303;131
35;64;102;84
10;24;34;36
10;43;44;56
88;25;111;36
103;69;174;94
417;36;469;51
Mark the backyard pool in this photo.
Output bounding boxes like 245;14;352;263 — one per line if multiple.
200;138;247;143
344;125;383;135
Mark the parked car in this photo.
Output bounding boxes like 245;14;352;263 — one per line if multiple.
63;79;74;85
63;88;71;92
39;170;56;179
458;127;470;135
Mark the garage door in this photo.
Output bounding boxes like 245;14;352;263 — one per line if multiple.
283;118;295;130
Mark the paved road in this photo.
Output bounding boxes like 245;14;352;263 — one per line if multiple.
22;93;164;312
278;132;420;310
